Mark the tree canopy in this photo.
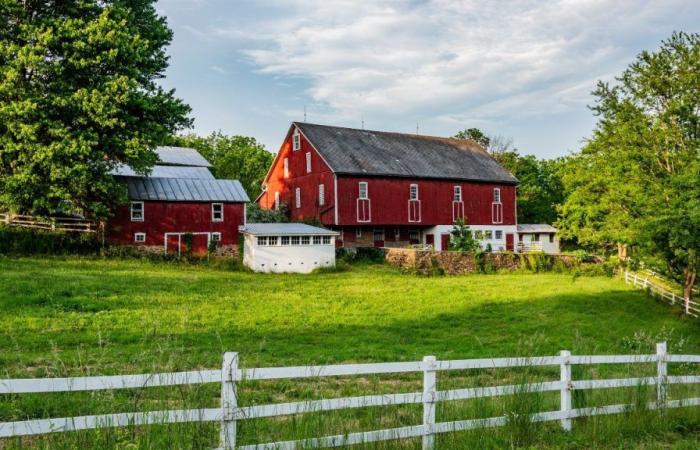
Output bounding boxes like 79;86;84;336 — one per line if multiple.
557;31;699;298
172;132;274;199
0;0;191;218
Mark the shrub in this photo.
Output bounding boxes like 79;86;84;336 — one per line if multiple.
0;225;100;255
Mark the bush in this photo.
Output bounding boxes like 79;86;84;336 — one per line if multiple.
336;247;384;264
0;225;100;255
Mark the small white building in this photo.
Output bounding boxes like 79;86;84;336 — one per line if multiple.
516;224;560;254
239;223;339;273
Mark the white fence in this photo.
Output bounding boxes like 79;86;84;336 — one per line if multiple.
623;270;699;318
1;344;700;449
0;213;97;234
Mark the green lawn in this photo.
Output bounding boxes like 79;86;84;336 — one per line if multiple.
1;256;699;449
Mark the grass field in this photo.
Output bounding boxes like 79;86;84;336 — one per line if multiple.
1;256;699;449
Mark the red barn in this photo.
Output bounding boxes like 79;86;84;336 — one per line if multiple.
108;147;249;256
257;123;518;251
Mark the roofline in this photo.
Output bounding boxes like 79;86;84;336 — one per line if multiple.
238;225;340;236
333;172;518;185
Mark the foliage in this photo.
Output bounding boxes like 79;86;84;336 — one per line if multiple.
246;202;289;223
453;127;490;147
449;218;479;252
336;247;384;264
0;225;100;255
0;0;191;218
557;32;700;299
172;132;273;199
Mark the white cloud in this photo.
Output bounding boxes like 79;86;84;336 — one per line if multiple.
178;0;698;142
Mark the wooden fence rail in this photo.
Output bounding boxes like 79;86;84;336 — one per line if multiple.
1;344;699;449
623;270;699;318
0;213;97;233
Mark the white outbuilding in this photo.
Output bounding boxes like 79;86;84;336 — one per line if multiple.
239;223;339;273
516;224;560;254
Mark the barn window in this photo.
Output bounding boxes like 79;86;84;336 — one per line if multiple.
211;232;222;242
268;236;278;246
284;158;289;178
409;184;419;200
453;186;462;202
409;230;419;242
356;228;362;238
373;229;384;241
281;236;290;245
130;202;144;221
484;230;493;240
493;188;501;203
291;236;300;245
212;203;224;222
274;192;280;210
301;236;310;245
318;184;325;206
306;152;312;173
313;236;322;245
322;236;331;245
134;232;146;243
495;230;503;240
474;230;484;240
358;182;368;199
257;236;268;246
295;188;301;208
293;128;301;151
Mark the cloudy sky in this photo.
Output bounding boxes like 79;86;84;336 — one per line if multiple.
156;0;699;158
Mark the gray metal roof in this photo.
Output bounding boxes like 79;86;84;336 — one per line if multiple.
294;122;518;184
517;224;558;233
155;146;212;167
239;223;339;236
122;177;249;202
112;164;215;179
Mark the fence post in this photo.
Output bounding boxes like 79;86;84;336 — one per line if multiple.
685;297;690;315
422;355;437;450
671;293;676;305
220;352;238;450
559;350;572;431
656;342;667;408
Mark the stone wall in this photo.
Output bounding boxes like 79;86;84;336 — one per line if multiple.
384;248;584;275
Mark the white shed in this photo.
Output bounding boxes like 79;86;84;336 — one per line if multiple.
516;224;560;254
239;223;339;273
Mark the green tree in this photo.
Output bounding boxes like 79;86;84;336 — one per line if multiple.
453;128;490;148
557;32;699;299
449;218;479;252
0;1;191;218
173;132;273;199
245;202;289;223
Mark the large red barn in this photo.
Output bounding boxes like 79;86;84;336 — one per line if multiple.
257;123;518;251
108;147;249;256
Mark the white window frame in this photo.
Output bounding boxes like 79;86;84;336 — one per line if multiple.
453;186;462;202
134;232;146;243
493;188;501;203
130;202;144;222
409;184;419;200
211;232;222;242
318;184;325;206
306;152;312;173
484;230;493;240
267;236;278;246
274;192;280;210
293;128;301;151
257;236;268;246
295;187;301;209
283;158;289;178
212;203;224;222
301;236;310;245
322;235;331;245
313;236;322;245
358;182;368;200
281;236;290;246
495;230;503;240
291;236;300;245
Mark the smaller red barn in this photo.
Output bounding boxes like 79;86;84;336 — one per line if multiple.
108;147;249;256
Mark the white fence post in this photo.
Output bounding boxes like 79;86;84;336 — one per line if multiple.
559;350;572;431
685;297;691;315
422;355;437;450
220;352;238;450
657;342;667;407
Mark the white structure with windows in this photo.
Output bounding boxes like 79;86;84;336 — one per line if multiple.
517;224;560;254
239;223;339;273
422;224;517;251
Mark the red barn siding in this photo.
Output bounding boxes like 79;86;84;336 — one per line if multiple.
259;127;336;224
335;176;515;226
108;201;245;253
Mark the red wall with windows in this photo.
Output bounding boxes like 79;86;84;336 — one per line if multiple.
335;176;516;226
258;127;336;224
108;201;245;253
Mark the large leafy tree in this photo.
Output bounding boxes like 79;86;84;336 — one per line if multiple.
173;132;274;199
0;0;191;218
558;32;699;299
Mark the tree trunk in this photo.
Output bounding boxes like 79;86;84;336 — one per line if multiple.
617;243;628;260
683;269;696;302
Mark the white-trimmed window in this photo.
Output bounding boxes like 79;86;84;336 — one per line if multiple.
495;230;503;240
293;128;301;151
358;182;368;199
373;229;384;241
291;236;300;245
134;232;146;243
130;202;144;222
356;228;362;238
322;236;331;245
533;233;540;242
283;158;289;178
212;203;224;222
257;236;268;246
409;184;419;200
268;236;278;246
409;230;419;241
313;236;322;245
484;230;493;240
281;236;290;245
306;152;312;173
295;187;301;208
493;188;501;203
475;230;484;240
211;232;222;242
301;236;310;245
318;184;325;206
453;186;462;202
274;192;280;210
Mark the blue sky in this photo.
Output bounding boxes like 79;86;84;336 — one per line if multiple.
156;0;699;158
